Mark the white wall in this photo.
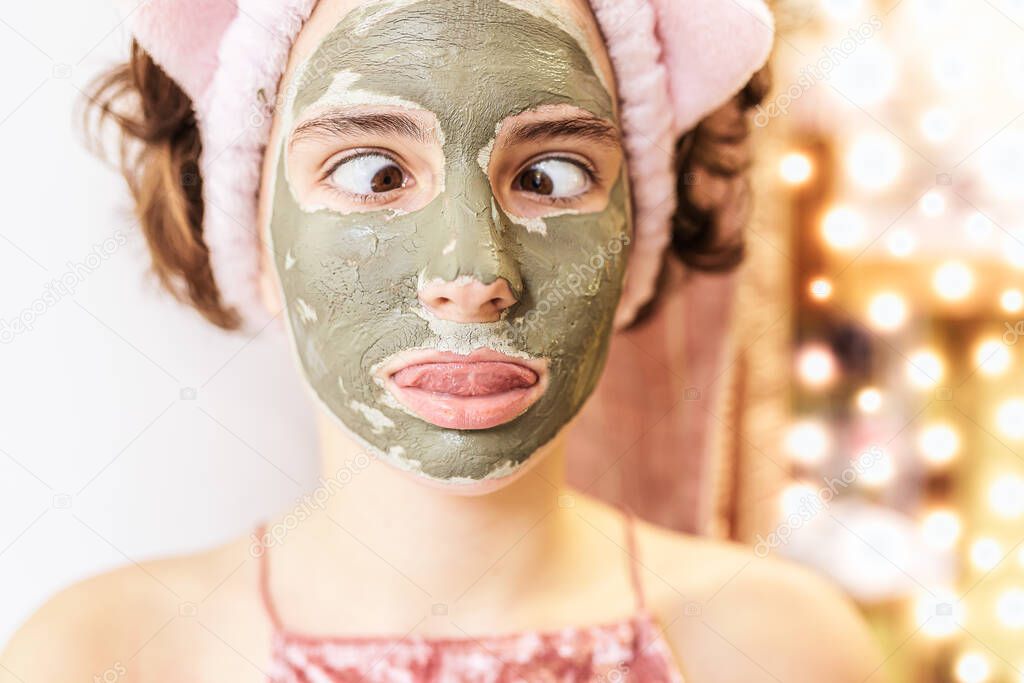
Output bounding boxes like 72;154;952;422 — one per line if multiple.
0;4;319;644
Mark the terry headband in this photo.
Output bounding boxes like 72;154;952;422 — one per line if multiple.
129;0;774;329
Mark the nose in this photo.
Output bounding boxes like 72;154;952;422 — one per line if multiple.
418;277;518;323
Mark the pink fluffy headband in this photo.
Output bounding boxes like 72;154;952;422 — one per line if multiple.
129;0;774;329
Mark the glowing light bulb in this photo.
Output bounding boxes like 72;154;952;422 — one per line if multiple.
921;107;957;143
996;401;1024;440
859;449;895;488
916;588;963;638
809;277;833;301
954;652;991;683
1006;235;1024;269
921;191;947;217
1002;289;1024;314
990;475;1024;517
907;350;945;389
822;207;866;250
970;538;1003;571
934;261;974;301
784;420;831;466
797;345;837;389
975;339;1011;376
847;134;903;191
780;482;819;517
886;229;917;258
918;423;960;466
857;387;883;414
820;0;864;20
997;588;1024;629
981;130;1024;199
833;43;896;105
868;292;908;331
965;212;994;242
922;509;961;550
780;152;814;185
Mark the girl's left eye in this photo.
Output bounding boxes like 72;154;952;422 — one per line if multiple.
327;153;407;195
515;158;590;199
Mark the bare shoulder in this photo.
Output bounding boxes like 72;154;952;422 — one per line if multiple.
1;534;268;683
635;520;886;683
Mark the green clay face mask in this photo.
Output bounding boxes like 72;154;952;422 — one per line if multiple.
267;0;631;483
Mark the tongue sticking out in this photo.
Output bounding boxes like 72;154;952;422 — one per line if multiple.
392;362;538;397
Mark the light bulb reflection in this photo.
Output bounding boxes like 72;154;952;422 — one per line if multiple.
997;588;1024;629
918;423;960;467
934;261;974;301
809;277;833;301
780;152;814;185
797;345;838;389
990;474;1024;517
847;134;903;191
784;421;831;466
868;292;908;331
915;588;962;638
886;230;917;258
996;401;1024;440
1002;289;1024;314
970;538;1003;571
907;350;945;389
822;207;866;250
921;509;961;550
954;652;991;683
857;387;883;414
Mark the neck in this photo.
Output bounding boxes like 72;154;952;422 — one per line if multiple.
285;410;576;604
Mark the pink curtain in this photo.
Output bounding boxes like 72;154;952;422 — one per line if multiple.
567;259;738;535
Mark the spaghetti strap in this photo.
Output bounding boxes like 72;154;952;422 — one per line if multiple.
622;509;647;611
255;525;284;630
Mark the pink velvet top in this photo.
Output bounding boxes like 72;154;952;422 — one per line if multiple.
257;515;686;682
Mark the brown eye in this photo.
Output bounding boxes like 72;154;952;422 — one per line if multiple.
518;168;554;195
328;153;408;196
371;164;405;193
515;159;589;199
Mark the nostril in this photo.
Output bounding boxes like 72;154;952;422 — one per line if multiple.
418;278;517;321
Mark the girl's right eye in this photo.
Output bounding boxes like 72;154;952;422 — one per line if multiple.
327;153;408;197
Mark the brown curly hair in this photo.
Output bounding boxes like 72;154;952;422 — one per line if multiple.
85;40;769;330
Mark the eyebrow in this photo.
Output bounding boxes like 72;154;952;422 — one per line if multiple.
290;111;433;147
501;115;621;148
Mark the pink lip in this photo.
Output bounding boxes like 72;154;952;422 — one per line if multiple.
379;349;548;430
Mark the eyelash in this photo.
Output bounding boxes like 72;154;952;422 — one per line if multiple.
320;149;408;205
516;154;602;206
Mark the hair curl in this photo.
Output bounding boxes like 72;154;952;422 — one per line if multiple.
85;41;769;330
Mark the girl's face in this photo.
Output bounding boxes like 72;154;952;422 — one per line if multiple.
261;0;630;486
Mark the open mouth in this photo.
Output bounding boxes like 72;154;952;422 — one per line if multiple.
379;349;548;430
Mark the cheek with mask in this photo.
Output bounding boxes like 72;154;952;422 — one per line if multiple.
265;0;631;484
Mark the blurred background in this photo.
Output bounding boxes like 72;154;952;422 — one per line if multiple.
729;0;1024;680
1;0;1023;681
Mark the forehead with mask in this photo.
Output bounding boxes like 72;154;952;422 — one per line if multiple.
262;0;630;484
